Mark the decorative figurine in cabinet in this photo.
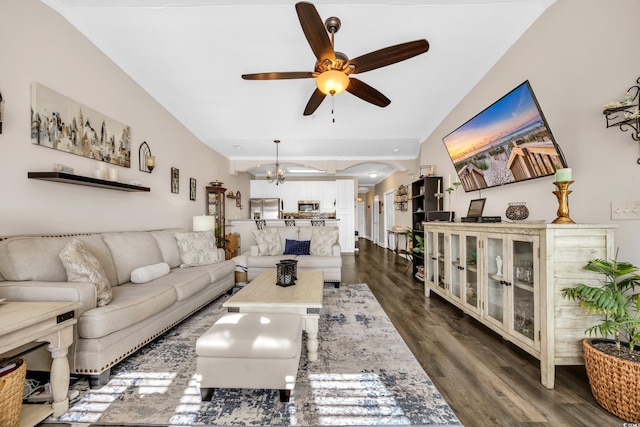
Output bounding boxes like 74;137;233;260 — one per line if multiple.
205;181;226;248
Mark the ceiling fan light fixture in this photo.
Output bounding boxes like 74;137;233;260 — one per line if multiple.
316;70;349;96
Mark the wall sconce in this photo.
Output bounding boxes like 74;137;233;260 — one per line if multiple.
226;190;243;209
138;141;155;173
0;92;4;134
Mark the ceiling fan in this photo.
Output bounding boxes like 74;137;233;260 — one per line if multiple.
241;1;429;116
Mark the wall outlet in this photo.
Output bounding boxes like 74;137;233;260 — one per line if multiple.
611;200;640;220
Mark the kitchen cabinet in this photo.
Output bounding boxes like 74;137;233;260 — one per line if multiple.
422;221;616;389
279;181;301;211
249;180;279;198
320;181;337;211
250;180;337;212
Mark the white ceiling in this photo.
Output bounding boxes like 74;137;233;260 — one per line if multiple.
41;0;554;188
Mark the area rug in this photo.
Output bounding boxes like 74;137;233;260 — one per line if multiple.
51;283;462;426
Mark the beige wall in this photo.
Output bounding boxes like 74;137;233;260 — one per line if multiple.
0;0;249;236
376;0;640;265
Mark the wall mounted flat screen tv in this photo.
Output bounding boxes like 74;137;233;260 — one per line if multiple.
442;80;567;192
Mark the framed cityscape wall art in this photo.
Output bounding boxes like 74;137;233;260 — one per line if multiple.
30;82;131;167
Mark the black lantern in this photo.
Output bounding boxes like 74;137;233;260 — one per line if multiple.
276;261;297;287
280;259;298;280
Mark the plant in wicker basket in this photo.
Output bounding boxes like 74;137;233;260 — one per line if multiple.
562;255;640;422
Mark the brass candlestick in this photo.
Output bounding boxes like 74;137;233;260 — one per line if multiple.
552;180;575;224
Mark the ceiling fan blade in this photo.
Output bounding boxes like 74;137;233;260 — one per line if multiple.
242;71;314;80
348;39;429;74
303;88;327;115
346;77;390;108
295;2;335;64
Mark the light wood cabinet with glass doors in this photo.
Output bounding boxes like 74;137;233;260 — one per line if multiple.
421;221;616;389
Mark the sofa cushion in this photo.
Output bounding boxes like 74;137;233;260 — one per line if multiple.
253;228;282;256
102;232;164;285
0;234;116;286
277;227;299;252
284;239;311;255
173;231;222;267
130;262;170;284
144;269;211;301
77;283;176;339
310;227;339;256
296;255;342;269
186;259;236;284
59;240;113;307
149;229;183;268
247;254;296;268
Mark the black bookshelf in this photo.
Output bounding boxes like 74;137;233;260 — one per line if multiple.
410;176;441;281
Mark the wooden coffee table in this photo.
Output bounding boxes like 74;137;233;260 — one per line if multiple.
222;270;324;361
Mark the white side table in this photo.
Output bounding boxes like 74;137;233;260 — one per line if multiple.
0;301;81;426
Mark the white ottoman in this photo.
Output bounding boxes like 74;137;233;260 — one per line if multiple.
196;312;303;402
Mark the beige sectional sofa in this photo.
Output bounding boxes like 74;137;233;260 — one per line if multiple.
242;225;342;284
0;228;235;387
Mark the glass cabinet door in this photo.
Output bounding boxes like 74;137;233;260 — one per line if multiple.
511;237;537;346
436;231;446;292
424;230;435;286
484;236;507;328
463;234;479;313
205;184;226;248
449;233;461;301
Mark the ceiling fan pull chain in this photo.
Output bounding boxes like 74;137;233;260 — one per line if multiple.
331;96;336;123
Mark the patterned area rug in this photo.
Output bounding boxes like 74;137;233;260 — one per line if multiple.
51;284;462;426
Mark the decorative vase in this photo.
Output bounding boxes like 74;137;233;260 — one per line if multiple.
505;202;529;221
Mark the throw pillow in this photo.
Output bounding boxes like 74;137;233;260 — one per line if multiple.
130;262;170;284
173;231;221;267
283;239;311;256
59;240;112;307
310;227;339;256
253;228;282;256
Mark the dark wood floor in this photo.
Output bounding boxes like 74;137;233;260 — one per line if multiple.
347;239;622;427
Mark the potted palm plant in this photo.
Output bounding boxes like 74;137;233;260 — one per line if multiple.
561;255;640;422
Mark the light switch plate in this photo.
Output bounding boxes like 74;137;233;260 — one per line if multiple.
611;200;640;220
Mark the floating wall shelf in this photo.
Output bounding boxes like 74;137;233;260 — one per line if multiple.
28;172;150;192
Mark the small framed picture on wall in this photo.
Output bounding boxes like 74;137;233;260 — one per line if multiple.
190;178;196;201
171;167;179;194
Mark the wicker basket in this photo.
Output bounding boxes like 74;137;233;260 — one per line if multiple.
583;339;640;422
0;359;27;427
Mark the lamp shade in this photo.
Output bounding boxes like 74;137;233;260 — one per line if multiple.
316;70;349;95
192;215;216;231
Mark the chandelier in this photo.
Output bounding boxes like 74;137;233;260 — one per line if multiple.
266;139;285;185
